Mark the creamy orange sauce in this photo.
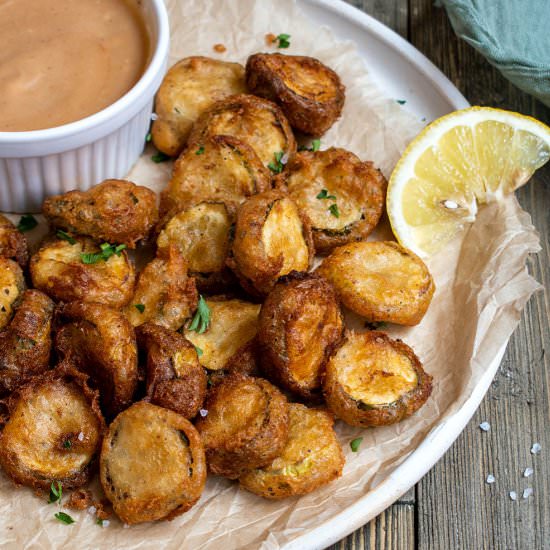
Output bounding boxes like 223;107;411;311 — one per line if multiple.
0;0;149;132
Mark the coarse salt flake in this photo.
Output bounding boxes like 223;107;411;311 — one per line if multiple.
78;432;84;441
522;488;533;499
523;467;534;478
443;200;459;209
199;409;208;417
531;442;542;455
509;491;517;501
123;524;130;529
479;421;491;432
101;520;110;528
280;153;289;165
87;506;97;515
486;474;496;484
150;113;158;121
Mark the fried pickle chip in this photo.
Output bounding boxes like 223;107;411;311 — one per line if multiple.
152;56;246;157
0;214;29;267
136;323;207;419
195;374;289;479
0;290;54;396
245;53;345;135
100;402;206;524
228;190;314;296
159;135;272;218
323;331;433;427
184;298;260;372
42;179;158;248
30;235;135;308
275;148;387;253
125;245;198;331
239;403;344;499
258;273;344;400
0;369;105;491
187;94;296;168
56;302;138;417
0;258;25;331
316;241;435;325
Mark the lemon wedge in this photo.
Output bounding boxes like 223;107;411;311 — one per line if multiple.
387;107;550;257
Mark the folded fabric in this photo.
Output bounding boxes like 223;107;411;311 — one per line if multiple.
437;0;550;107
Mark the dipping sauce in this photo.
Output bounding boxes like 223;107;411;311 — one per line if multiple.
0;0;149;132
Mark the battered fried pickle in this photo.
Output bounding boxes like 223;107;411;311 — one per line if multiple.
124;245;198;331
245;53;345;135
0;290;54;396
323;331;432;427
228;190;314;296
152;56;246;157
258;273;344;400
100;402;206;524
56;302;138;417
0;369;105;491
316;241;435;325
275;148;386;253
0;258;25;331
187;94;296;168
159;135;272;218
0;214;28;267
239;403;344;499
30;235;135;308
42;179;158;248
136;323;207;419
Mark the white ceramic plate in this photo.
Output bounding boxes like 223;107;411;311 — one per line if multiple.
286;2;507;549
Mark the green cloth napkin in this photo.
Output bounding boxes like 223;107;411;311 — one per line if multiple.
437;0;550;107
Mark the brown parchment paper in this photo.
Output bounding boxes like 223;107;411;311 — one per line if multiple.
0;0;542;548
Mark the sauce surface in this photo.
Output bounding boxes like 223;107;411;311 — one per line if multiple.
0;0;149;132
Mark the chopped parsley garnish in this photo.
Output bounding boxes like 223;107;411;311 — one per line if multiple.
328;203;340;218
96;518;104;526
134;303;145;313
145;132;152;143
350;437;363;452
151;151;171;163
56;230;76;245
81;243;126;264
48;481;62;504
268;151;285;174
196;146;205;155
54;512;75;525
17;214;38;233
62;440;72;449
274;33;291;48
311;138;321;152
194;345;203;357
396;99;407;105
188;295;211;334
316;189;336;200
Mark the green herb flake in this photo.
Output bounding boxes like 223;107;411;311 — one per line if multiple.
134;303;145;314
196;146;205;155
188;295;211;334
350;437;363;452
274;33;291;48
81;242;126;264
54;512;75;525
56;230;76;245
151;151;171;163
268;151;285;174
194;345;203;357
48;481;62;504
316;189;336;200
311;138;321;152
17;214;38;233
145;132;152;143
328;203;340;218
96;518;104;526
62;440;72;449
396;99;407;105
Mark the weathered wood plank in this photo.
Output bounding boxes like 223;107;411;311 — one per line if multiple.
345;0;408;38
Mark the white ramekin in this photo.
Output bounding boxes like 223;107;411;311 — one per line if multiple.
0;0;169;213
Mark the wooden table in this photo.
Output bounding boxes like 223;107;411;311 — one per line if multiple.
329;2;550;549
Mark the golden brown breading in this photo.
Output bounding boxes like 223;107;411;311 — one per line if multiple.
239;403;345;499
42;179;158;248
0;368;105;491
228;190;314;296
152;56;246;157
187;94;296;168
0;214;28;267
275;148;387;253
0;258;25;331
159;135;272;219
195;374;289;479
258;272;344;400
316;241;435;325
136;323;207;419
0;290;54;396
100;402;206;524
30;235;135;308
56;302;138;417
183;298;260;372
323;331;433;427
245;53;345;135
124;245;198;331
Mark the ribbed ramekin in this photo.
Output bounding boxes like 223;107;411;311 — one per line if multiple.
0;0;169;213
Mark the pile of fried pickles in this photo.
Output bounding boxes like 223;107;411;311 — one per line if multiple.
0;52;435;525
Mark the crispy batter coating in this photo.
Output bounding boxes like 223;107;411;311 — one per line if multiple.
30;235;135;308
0;290;54;396
56;302;138;417
0;214;28;267
258;273;344;400
152;56;246;157
136;323;207;419
0;258;25;331
100;402;206;524
195;374;289;479
0;368;105;491
184;298;260;373
187;94;296;168
245;53;345;135
228;190;314;296
239;403;344;499
316;241;435;325
323;331;432;427
42;179;158;248
124;245;198;331
275;148;387;253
